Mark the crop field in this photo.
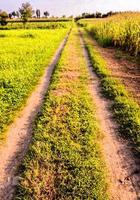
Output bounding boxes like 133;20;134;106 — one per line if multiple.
0;28;68;138
0;21;72;30
78;12;140;56
0;10;140;200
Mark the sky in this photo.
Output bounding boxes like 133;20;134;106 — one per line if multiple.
0;0;140;17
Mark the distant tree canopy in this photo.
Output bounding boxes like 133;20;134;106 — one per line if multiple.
8;11;20;19
2;3;125;25
19;2;34;25
96;12;102;18
12;11;17;18
0;11;8;25
36;9;41;18
62;15;66;18
9;13;12;19
75;11;120;21
44;11;49;18
16;11;20;18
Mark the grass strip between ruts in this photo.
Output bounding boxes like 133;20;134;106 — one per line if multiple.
15;28;108;200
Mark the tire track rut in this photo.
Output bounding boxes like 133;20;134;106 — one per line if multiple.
0;31;70;200
79;29;140;200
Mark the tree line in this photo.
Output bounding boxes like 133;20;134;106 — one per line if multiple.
0;1;129;26
75;11;129;21
0;2;50;26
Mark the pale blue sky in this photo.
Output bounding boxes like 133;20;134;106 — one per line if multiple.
0;0;140;16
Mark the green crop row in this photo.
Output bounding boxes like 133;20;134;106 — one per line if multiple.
15;28;108;200
78;12;140;56
0;21;72;30
81;29;140;151
0;29;69;140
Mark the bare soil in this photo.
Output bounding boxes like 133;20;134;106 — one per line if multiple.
80;31;140;200
0;33;69;200
0;28;139;200
93;41;140;104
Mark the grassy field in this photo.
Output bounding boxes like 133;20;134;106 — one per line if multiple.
78;12;140;56
80;29;140;151
0;28;69;139
0;21;72;30
15;28;108;200
0;13;139;198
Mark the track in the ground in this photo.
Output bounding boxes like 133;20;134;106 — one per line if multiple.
79;29;140;200
0;31;70;200
91;39;140;105
0;27;140;200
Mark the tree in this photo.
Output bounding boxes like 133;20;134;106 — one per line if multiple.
80;12;96;19
9;13;12;19
102;14;108;18
12;11;17;18
19;2;34;27
62;15;66;18
16;11;20;18
0;11;8;26
96;12;102;18
82;12;90;18
44;11;49;18
36;9;41;18
75;15;82;21
89;13;95;18
107;11;113;17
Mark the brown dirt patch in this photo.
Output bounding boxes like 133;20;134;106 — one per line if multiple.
53;88;70;97
80;31;140;200
62;71;79;80
0;33;69;200
93;41;140;103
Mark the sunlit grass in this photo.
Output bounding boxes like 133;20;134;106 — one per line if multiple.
15;28;109;200
81;29;140;151
78;12;140;56
0;21;72;30
0;29;68;139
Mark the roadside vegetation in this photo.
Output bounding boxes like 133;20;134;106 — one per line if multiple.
0;28;69;140
0;0;140;198
78;12;140;57
15;28;108;200
0;21;72;30
80;29;140;151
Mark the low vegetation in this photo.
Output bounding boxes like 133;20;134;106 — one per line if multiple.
0;21;72;30
0;28;69;139
0;0;140;198
81;29;140;151
15;28;108;200
0;11;8;26
78;12;140;56
0;1;73;29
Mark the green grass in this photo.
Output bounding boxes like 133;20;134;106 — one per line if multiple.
15;28;108;200
0;21;72;30
81;29;140;151
0;29;69;140
78;12;140;57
